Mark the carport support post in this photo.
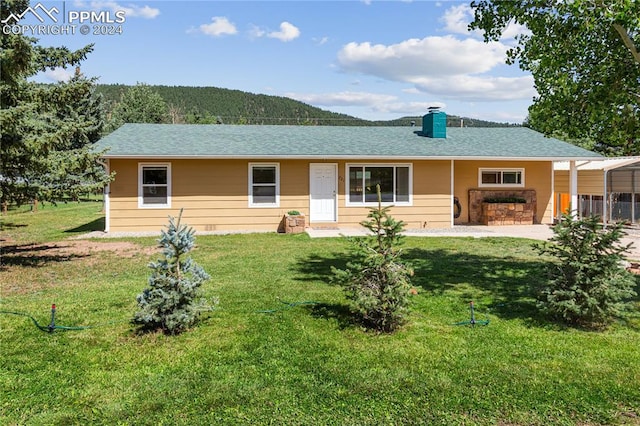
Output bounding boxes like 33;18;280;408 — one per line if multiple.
569;160;578;218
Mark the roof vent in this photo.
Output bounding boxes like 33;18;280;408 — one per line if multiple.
422;107;446;138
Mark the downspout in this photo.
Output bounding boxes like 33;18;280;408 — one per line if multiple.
603;169;608;226
450;159;454;228
632;170;636;224
97;158;110;233
550;161;555;223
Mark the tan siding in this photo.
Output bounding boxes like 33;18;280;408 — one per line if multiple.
554;169;605;195
109;159;312;232
555;170;569;193
579;170;605;195
110;158;556;231
333;160;452;229
454;160;553;224
109;158;456;232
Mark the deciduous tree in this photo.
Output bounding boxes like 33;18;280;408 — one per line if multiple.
470;0;639;155
105;82;169;132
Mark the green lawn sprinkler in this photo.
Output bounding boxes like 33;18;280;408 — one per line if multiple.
48;304;57;332
0;304;112;332
454;301;490;327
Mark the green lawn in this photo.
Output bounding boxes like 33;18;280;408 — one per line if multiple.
1;202;639;425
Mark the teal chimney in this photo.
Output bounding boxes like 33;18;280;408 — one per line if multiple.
422;107;446;138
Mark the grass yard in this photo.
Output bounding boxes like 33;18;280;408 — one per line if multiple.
1;202;639;425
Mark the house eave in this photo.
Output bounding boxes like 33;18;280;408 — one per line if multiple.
100;154;603;161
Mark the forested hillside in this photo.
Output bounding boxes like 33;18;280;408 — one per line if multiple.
96;84;520;127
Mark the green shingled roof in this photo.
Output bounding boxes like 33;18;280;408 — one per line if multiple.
94;123;602;160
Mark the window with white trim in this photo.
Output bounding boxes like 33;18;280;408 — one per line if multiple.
346;164;412;205
139;163;171;208
479;168;524;187
249;163;280;207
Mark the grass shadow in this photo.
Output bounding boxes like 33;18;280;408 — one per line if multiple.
1;243;89;269
0;222;27;231
64;217;105;234
292;252;350;284
403;247;549;323
293;240;551;326
307;302;357;330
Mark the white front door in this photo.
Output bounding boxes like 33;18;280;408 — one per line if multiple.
310;163;337;222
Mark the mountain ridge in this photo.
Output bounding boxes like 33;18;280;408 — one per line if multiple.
96;84;521;127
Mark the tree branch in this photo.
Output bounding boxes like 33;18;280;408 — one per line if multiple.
613;23;640;65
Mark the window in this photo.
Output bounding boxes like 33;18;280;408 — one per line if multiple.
347;164;412;205
139;163;171;208
479;168;524;187
249;163;279;207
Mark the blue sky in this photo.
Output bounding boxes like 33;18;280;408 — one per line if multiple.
24;1;535;123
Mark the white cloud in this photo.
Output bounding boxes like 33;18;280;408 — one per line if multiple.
44;67;75;82
466;110;528;124
250;21;300;42
199;16;237;37
338;36;507;79
267;21;300;42
286;90;447;118
402;87;421;94
411;75;536;101
75;1;160;19
313;36;329;46
371;101;447;115
440;3;529;41
336;35;535;102
248;24;266;39
440;4;477;36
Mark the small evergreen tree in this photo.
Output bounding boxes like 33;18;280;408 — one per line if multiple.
332;185;413;332
133;210;213;334
536;213;637;328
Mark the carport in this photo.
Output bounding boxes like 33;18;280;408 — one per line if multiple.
554;157;640;223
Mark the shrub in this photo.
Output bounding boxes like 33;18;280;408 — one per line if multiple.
133;210;215;334
332;185;413;332
535;213;637;328
483;197;527;203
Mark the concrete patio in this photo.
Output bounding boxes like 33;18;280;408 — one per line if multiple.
306;224;640;261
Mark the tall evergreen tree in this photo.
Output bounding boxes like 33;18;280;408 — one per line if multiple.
0;0;112;209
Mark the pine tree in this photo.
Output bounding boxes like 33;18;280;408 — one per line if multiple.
0;0;111;209
536;214;637;328
332;185;413;332
133;210;214;334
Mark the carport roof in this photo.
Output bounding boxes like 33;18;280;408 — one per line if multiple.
554;157;640;171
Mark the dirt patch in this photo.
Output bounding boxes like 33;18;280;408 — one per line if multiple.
2;239;158;268
38;240;157;258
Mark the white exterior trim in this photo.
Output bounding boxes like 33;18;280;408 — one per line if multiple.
478;168;525;188
248;162;280;208
138;162;172;209
344;163;413;207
